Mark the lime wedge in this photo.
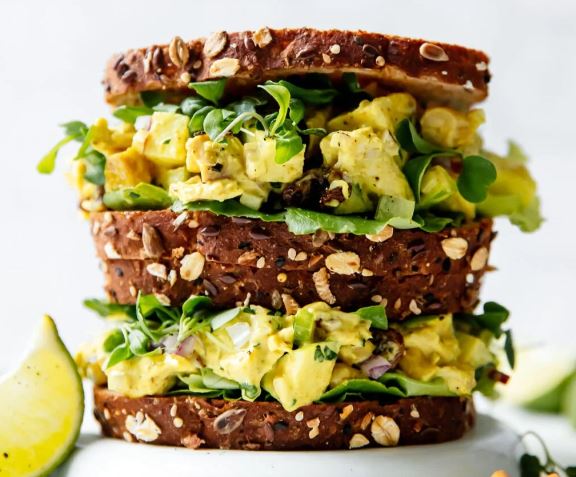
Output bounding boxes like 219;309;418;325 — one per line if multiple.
500;346;576;413
0;316;84;476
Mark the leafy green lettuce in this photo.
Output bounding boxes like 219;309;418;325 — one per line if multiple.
85;294;482;401
103;183;173;210
176;199;457;236
321;373;454;401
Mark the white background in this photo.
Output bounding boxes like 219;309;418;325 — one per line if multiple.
0;0;575;458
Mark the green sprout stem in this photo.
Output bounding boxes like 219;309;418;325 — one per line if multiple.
213;111;269;143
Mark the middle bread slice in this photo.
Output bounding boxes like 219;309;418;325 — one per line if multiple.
92;210;493;320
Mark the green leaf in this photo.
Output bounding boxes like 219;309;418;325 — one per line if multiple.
112;105;153;124
477;302;510;338
177;200;442;236
566;467;576;477
342;73;364;94
103;183;173;211
356;306;388;330
189;79;227;105
313;345;337;362
74;125;96;160
285;208;389;235
176;199;286;221
61;121;89;138
181;295;213;317
201;369;240;390
457;301;510;339
203;108;229;141
288;98;305;124
519;454;542;477
403;155;435;200
128;329;151;356
241;383;261;401
136;293;179;322
504;329;516;369
457;155;497;203
323;346;338;361
474;365;497;397
180;97;209;116
314;345;326;362
396;119;445;155
83;151;106;185
102;329;125;353
374;195;421;229
106;340;133;369
258;82;291;134
140;91;166;108
278;80;338;105
176;374;225;396
297;127;327;137
83;299;136;319
134;294;177;342
321;373;454;401
37;121;88;174
274;128;304;164
37;135;75;174
153;103;180;113
227;96;267;115
189;105;215;133
416;213;454;232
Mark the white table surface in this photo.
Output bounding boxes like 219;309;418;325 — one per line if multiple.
56;412;522;477
50;385;575;475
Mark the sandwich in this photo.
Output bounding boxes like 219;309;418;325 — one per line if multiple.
41;28;541;450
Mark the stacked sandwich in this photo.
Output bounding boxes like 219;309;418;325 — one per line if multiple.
42;28;541;450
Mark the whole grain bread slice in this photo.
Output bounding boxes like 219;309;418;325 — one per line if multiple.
101;251;486;320
91;210;493;275
104;28;490;108
94;386;474;450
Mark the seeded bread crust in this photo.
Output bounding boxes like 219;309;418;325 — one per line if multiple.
93;386;474;450
104;28;490;108
91;210;493;271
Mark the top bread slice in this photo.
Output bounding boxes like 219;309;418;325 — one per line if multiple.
104;28;490;108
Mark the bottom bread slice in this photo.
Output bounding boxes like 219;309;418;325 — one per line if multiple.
94;387;475;450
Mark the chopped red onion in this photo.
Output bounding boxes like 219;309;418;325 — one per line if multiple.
361;355;392;379
134;115;151;131
175;336;197;358
159;334;179;354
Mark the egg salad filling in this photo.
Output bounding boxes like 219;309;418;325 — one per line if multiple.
40;74;542;235
77;294;514;411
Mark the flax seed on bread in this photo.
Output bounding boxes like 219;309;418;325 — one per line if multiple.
94;386;474;450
